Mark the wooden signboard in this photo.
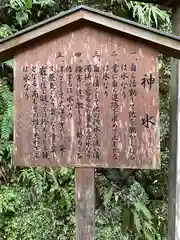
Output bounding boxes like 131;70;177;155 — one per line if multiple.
1;4;180;239
14;25;160;169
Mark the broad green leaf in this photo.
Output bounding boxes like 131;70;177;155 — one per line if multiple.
8;205;15;212
16;11;29;27
144;221;155;232
143;231;155;240
25;0;32;9
122;208;131;231
132;210;141;233
10;0;25;10
103;189;113;206
134;202;152;220
151;6;158;28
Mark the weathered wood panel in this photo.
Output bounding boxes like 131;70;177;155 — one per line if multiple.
169;2;180;240
76;168;95;240
14;25;160;168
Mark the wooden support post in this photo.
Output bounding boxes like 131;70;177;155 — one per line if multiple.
75;168;95;240
169;2;180;239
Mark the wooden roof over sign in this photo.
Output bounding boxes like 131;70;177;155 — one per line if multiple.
0;5;180;61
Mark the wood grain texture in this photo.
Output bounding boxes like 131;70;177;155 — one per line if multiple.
14;25;160;169
169;2;180;240
75;168;95;240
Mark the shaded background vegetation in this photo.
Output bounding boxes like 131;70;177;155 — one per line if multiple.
0;0;172;239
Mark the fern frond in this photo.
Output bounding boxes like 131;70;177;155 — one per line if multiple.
27;168;43;195
0;24;16;38
20;168;47;196
61;187;71;210
0;141;7;157
0;78;13;140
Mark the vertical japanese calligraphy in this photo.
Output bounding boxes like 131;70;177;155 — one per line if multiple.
66;65;73;118
84;64;93;158
39;65;49;159
21;55;157;166
141;73;155;90
128;63;137;161
92;54;101;160
75;57;83;159
17;27;159;168
120;63;128;99
31;65;40;160
111;62;119;161
141;73;156;130
57;64;66;156
103;64;109;97
141;113;155;128
49;66;56;160
23;66;30;100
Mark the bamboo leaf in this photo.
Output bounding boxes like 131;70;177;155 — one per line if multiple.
132;210;141;233
134;202;152;220
122;208;131;231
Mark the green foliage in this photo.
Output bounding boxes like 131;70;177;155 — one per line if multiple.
121;182;157;239
95;176;158;239
19;168;48;196
0;76;13;185
126;201;157;239
0;24;16;38
0;78;12;140
0;184;75;240
5;202;74;240
0;185;30;239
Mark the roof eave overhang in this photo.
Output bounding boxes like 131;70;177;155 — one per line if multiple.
0;6;180;61
0;10;85;62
